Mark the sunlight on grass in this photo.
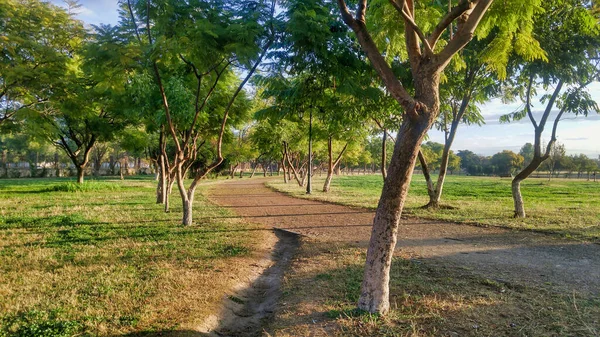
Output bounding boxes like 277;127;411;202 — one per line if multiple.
0;177;268;335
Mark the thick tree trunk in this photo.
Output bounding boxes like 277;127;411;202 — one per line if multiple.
181;190;194;226
76;166;85;184
358;117;431;314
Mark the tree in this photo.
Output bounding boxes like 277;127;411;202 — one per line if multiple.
544;142;566;178
423;38;494;207
457;149;484;175
124;0;276;225
519;143;535;165
490;150;523;176
336;0;545;313
504;0;600;217
0;0;84;127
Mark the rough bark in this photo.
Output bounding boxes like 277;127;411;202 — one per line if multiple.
358;115;432;314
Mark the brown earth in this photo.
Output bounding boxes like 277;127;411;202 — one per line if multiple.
209;178;600;297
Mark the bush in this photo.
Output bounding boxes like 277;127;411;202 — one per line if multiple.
46;181;120;192
0;310;81;337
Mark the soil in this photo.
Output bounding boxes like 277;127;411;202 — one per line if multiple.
203;178;600;336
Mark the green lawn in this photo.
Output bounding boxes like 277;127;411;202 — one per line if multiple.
0;177;266;336
269;174;600;241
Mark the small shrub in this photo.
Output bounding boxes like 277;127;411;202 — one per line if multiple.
0;310;81;337
46;181;120;193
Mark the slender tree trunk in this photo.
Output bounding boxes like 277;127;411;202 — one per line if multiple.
284;143;303;186
157;154;167;204
323;137;347;192
417;151;436;203
164;173;175;213
381;131;388;180
250;161;258;178
324;138;334;192
281;157;288;183
512;157;544;218
512;178;526;218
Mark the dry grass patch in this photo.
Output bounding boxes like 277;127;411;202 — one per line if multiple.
266;239;600;336
0;177;270;336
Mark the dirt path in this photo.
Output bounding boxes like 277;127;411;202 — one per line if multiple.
209;178;600;297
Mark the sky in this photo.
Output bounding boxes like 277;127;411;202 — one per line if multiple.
48;0;600;159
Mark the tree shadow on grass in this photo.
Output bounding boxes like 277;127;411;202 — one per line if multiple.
264;241;600;337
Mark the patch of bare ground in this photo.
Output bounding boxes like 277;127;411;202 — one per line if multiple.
207;178;600;336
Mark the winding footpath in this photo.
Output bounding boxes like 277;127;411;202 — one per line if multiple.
209;178;600;297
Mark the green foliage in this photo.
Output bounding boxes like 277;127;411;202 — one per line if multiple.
490;150;524;176
418;141;461;172
0;0;85;125
46;181;121;193
0;310;81;337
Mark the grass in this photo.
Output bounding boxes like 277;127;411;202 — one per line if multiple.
269;174;600;241
0;177;269;336
267;240;600;336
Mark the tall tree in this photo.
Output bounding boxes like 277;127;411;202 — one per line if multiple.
503;0;600;217
0;0;84;127
124;0;276;225
422;39;494;207
336;0;546;313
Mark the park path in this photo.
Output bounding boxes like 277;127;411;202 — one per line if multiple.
209;178;600;296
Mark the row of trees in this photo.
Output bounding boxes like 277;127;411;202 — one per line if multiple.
2;0;599;315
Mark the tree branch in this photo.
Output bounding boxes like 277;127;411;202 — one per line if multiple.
428;0;475;49
435;0;494;70
389;0;433;55
525;73;538;129
336;1;417;119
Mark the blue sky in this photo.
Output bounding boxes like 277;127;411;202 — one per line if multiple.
49;0;600;159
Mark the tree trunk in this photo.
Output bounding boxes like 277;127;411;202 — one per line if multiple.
76;165;85;184
512;178;526;218
358;117;430;314
323;137;347;193
512;158;544;218
164;174;175;213
281;157;288;183
182;195;193;226
157;154;167;204
250;161;258;178
417;150;436;205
